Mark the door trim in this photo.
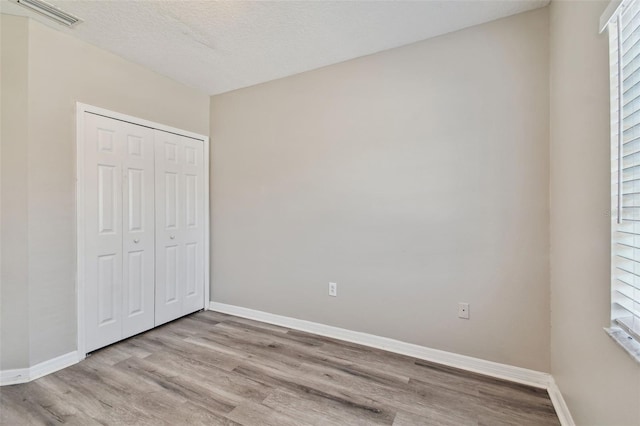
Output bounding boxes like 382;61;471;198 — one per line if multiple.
75;102;210;359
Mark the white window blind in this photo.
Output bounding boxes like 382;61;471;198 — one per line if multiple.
610;0;640;343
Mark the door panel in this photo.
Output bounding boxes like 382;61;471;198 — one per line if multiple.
97;165;118;234
185;242;197;296
121;123;155;339
127;169;143;231
126;250;144;315
85;114;124;352
154;131;184;325
181;136;205;314
127;135;143;156
154;130;204;325
85;113;155;351
185;174;198;228
165;172;179;229
97;254;117;325
97;128;115;153
165;245;179;303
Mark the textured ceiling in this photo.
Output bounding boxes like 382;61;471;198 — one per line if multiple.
1;0;549;95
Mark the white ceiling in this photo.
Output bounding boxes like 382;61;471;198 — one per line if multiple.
1;0;549;95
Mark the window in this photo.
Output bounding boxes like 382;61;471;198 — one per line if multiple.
606;0;640;352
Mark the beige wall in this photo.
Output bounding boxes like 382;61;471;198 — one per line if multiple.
549;1;640;424
0;14;210;369
1;15;30;370
210;8;551;372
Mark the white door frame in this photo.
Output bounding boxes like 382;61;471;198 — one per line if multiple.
75;102;210;359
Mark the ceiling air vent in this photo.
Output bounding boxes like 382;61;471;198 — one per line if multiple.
12;0;82;27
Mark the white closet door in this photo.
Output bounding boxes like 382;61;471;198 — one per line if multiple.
84;113;155;352
121;123;156;338
154;130;205;325
85;113;123;352
181;136;205;314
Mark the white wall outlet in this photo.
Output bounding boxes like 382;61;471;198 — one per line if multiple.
458;302;470;319
329;282;337;297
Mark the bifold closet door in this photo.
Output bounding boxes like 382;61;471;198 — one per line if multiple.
154;130;205;326
84;113;156;353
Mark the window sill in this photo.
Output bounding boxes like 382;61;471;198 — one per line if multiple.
605;327;640;365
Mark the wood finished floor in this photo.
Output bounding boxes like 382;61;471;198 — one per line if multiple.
0;311;560;425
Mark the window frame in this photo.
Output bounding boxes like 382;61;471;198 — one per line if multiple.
604;0;640;363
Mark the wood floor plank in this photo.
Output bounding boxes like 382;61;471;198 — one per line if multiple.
1;311;561;425
296;360;483;423
188;330;306;370
135;350;272;405
113;356;237;416
232;363;398;425
1;381;102;426
202;322;413;386
392;409;478;426
36;367;158;425
226;401;314;426
134;330;241;372
263;387;393;426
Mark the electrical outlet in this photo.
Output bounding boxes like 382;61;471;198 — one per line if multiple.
458;302;470;319
329;282;337;297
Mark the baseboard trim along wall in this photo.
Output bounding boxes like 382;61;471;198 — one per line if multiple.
0;305;576;426
210;301;576;426
547;377;576;426
0;351;79;386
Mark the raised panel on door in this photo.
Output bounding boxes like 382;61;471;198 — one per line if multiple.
181;136;205;315
154;130;185;325
84;113;123;352
122;125;156;338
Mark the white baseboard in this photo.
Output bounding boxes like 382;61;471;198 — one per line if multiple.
547;378;576;426
209;301;574;426
0;304;576;426
0;367;30;386
210;302;550;387
0;351;79;386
